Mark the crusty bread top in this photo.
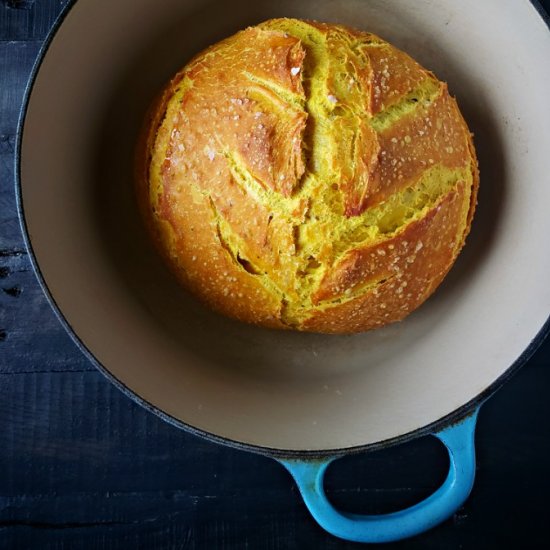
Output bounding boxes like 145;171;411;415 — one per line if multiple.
138;18;478;333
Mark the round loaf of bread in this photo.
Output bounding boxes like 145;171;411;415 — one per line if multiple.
137;18;478;334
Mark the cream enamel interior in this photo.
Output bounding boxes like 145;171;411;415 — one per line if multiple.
20;0;550;450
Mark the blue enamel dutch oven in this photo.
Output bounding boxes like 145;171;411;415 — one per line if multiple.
16;0;550;543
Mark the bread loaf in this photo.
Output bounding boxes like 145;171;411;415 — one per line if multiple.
137;18;478;333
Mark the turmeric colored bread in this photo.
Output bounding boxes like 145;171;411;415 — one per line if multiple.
137;18;479;333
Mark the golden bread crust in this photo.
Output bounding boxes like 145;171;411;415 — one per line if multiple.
136;18;479;333
304;182;467;332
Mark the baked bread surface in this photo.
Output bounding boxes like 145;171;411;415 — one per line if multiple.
137;18;478;333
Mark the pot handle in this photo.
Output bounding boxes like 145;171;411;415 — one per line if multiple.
277;407;480;544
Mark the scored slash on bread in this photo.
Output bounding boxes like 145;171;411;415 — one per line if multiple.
136;18;478;333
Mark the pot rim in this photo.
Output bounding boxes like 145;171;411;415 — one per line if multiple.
14;0;550;458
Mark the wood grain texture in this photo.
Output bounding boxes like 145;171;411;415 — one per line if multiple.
0;0;66;41
1;1;550;548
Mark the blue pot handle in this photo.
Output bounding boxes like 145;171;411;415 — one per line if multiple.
278;407;480;543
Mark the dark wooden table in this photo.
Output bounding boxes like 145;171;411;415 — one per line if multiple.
1;1;549;548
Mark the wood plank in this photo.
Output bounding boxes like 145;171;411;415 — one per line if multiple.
0;0;67;42
0;40;92;376
0;41;42;135
0;362;548;548
0;150;92;374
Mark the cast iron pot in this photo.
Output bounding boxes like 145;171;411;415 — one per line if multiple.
16;0;550;543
